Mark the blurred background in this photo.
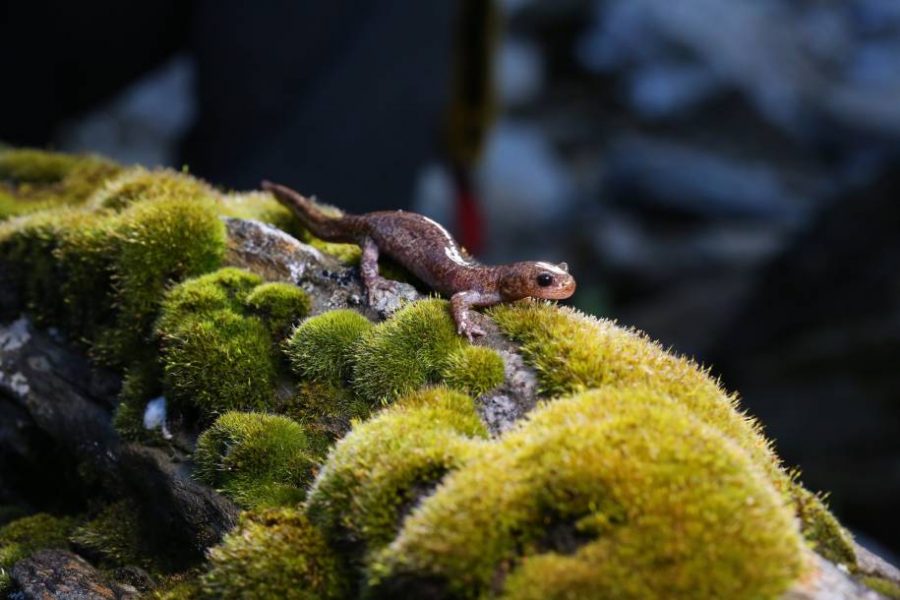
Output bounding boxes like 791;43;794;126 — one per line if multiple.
2;0;898;558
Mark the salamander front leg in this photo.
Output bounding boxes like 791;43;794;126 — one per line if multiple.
450;290;500;341
360;236;401;305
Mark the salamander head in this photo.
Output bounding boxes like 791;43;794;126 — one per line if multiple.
498;261;576;301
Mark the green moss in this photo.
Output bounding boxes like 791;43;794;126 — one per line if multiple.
490;302;788;488
0;513;76;593
219;191;303;238
0;162;226;361
285;309;374;386
0;149;120;219
790;484;856;567
94;194;226;364
88;167;213;212
372;387;809;599
195;412;318;509
352;299;469;405
69;500;149;569
152;573;203;600
0;208;93;325
244;282;311;339
157;270;282;420
305;387;487;560
862;576;900;599
285;380;371;453
203;508;346;600
440;345;505;397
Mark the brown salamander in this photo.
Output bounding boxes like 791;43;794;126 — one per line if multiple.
262;181;576;340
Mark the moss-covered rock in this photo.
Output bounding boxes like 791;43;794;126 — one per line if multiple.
244;282;311;339
306;387;488;562
203;508;346;600
440;345;506;397
0;513;76;593
0;149;121;219
351;299;469;405
195;412;318;509
285;309;374;386
371;387;809;599
489;301;851;559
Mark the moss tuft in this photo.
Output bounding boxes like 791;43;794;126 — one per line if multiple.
285;309;374;386
372;386;809;600
351;299;469;405
157;269;281;419
195;412;318;508
244;282;311;339
0;149;120;219
0;513;76;593
305;386;487;559
152;573;203;600
69;500;150;570
440;345;505;397
790;484;856;567
88;167;213;212
203;507;346;600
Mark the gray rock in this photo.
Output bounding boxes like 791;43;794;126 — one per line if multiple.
11;549;137;600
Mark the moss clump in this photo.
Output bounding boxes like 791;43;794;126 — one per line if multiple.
285;309;374;386
372;387;809;600
0;149;120;219
440;345;505;397
88;167;213;212
94;193;226;364
152;574;203;600
862;576;900;599
306;387;487;560
244;282;311;339
157;269;283;419
0;513;76;592
352;299;469;405
790;484;856;567
195;412;318;509
490;302;787;488
203;508;346;600
69;500;151;570
0;163;226;362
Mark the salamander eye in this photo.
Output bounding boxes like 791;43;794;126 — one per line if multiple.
536;273;554;287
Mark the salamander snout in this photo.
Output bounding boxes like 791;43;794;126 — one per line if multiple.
500;261;577;301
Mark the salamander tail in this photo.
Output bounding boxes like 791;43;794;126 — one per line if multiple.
261;180;356;242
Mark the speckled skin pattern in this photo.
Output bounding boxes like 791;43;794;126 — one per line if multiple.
263;181;576;339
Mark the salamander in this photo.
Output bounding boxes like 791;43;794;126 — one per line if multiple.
262;181;576;340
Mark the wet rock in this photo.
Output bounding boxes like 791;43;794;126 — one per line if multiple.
11;549;137;600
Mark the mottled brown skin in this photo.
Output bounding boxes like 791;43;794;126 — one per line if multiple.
262;181;577;339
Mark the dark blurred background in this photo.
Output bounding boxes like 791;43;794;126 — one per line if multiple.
2;0;898;558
